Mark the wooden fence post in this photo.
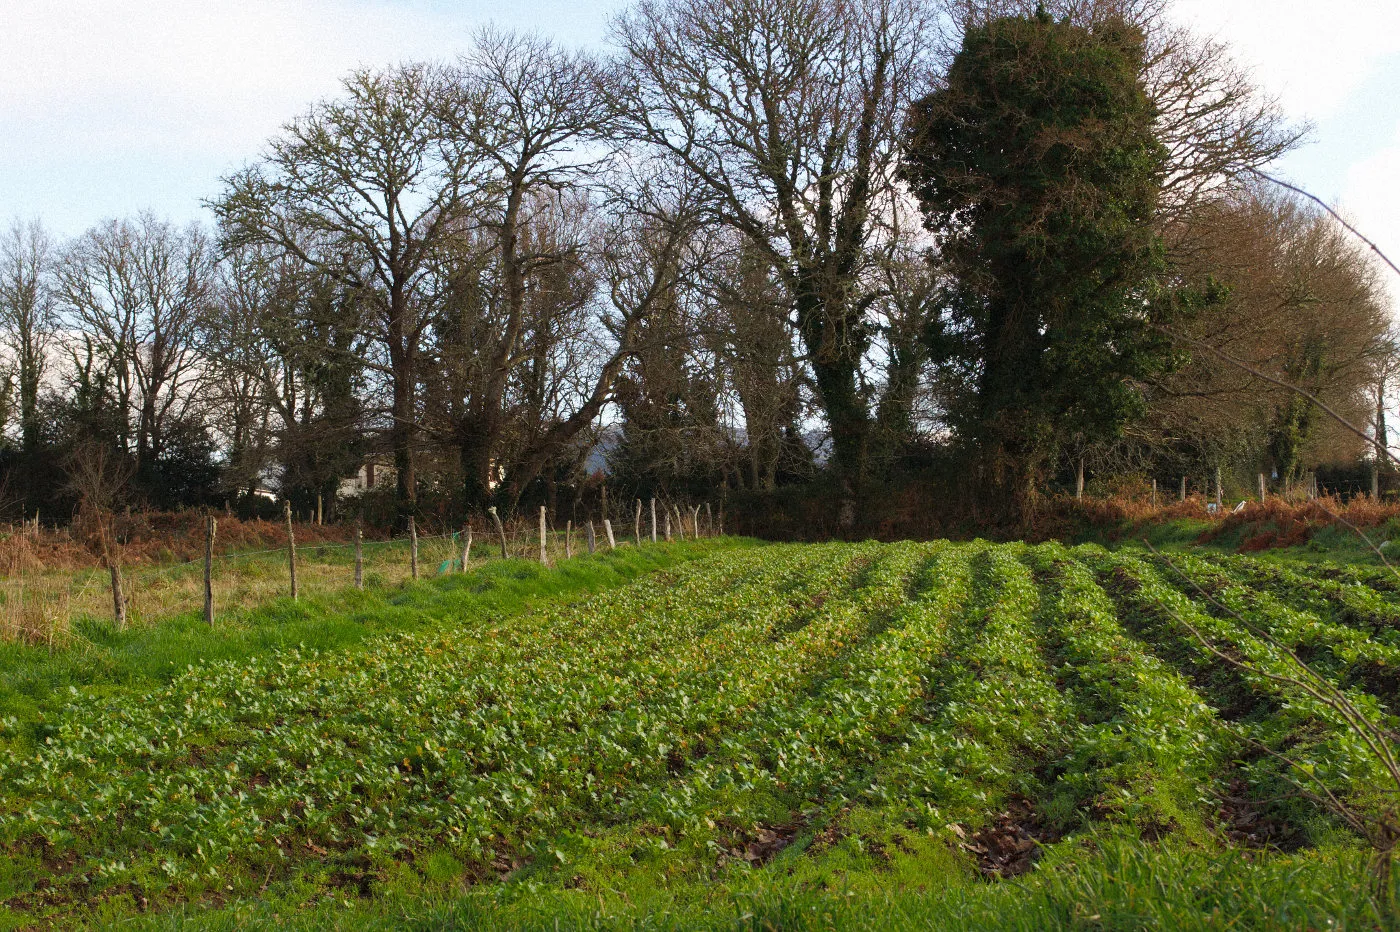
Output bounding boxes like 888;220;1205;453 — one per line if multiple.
1179;476;1186;502
690;505;700;538
109;562;126;630
461;525;472;570
1214;466;1223;511
634;499;642;545
1151;479;1157;510
284;501;298;601
705;502;713;537
603;518;616;549
1075;457;1085;500
354;520;364;590
1258;473;1266;503
539;506;549;566
566;520;573;559
204;515;217;625
488;506;508;559
316;493;323;526
664;510;672;542
650;498;657;543
409;516;419;580
586;520;597;555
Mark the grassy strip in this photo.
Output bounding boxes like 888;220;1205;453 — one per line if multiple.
111;835;1384;931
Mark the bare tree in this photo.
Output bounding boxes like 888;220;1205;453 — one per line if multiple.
1138;184;1392;484
54;214;214;482
614;0;936;516
0;219;56;456
206;244;369;507
64;441;135;627
697;236;810;490
213;64;481;525
500;168;703;508
439;28;618;509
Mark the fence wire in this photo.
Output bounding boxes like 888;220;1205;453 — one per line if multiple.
0;505;721;647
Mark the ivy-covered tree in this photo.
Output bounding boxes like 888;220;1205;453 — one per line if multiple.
902;10;1177;524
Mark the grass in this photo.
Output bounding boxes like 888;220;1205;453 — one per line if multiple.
123;834;1380;931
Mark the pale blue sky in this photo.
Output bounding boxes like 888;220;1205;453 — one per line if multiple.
1;0;1396;306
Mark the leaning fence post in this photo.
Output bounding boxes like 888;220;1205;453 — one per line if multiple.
409;516;419;580
461;525;472;570
203;514;217;625
586;519;597;555
284;501;298;601
650;498;658;543
603;518;616;549
539;506;549;566
634;499;642;545
488;506;507;559
354;519;364;590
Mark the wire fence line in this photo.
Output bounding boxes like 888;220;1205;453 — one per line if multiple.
0;500;722;649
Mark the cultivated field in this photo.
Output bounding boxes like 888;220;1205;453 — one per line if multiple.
1;539;1397;929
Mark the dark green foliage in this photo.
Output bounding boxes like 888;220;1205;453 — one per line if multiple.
902;12;1177;520
144;416;221;510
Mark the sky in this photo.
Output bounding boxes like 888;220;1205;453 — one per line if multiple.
1;0;1396;306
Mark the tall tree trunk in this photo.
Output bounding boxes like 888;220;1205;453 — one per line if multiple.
18;349;39;455
387;293;417;527
794;288;869;525
1376;375;1388;499
460;413;495;511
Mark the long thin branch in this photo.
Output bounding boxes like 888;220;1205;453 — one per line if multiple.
1251;169;1400;279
